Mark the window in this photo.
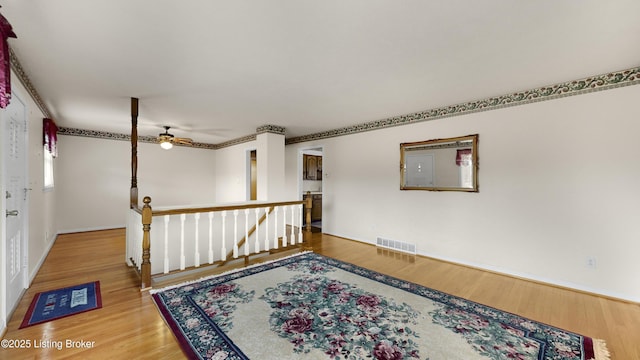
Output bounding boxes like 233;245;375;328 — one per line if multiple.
44;145;54;189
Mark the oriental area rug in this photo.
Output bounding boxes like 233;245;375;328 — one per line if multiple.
151;253;609;360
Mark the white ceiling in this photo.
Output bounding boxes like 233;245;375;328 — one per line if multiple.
3;1;640;144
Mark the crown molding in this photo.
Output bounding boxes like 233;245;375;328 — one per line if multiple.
285;67;640;145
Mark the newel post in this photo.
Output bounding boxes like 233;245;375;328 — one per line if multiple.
305;191;312;233
141;196;152;290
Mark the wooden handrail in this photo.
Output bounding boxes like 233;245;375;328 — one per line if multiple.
132;200;305;217
150;200;305;217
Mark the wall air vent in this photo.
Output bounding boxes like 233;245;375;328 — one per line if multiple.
376;237;416;255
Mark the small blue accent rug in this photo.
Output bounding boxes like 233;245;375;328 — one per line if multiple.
19;281;102;329
151;253;609;359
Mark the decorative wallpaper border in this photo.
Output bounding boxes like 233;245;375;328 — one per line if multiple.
57;127;222;150
58;126;263;149
11;47;640;150
256;124;286;135
285;67;640;145
56;124;289;150
213;134;257;149
10;47;53;118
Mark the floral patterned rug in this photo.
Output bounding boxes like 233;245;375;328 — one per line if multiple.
151;252;609;359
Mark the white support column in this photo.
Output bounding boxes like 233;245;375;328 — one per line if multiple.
208;212;214;264
194;213;201;267
221;211;227;261
180;214;186;270
163;215;170;274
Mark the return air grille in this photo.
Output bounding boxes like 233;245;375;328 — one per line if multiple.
376;237;416;255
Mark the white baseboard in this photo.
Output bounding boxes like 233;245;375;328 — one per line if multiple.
29;232;58;284
416;250;639;304
58;225;125;234
327;233;639;304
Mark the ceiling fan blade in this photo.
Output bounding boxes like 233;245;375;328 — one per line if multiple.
173;137;193;145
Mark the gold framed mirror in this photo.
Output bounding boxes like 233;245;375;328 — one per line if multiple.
400;134;478;192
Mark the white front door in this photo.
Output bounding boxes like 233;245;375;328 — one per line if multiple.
2;93;28;319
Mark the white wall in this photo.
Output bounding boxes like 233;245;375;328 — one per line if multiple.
214;140;257;203
55;137;216;232
25;92;57;281
285;85;640;302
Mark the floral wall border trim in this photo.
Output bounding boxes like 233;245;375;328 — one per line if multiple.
9;47;52;118
56;127;261;150
285;67;640;145
12;50;639;150
57;127;221;150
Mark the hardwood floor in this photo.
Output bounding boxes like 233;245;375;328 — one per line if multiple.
1;229;639;359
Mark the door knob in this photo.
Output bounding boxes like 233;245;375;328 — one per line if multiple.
6;210;19;217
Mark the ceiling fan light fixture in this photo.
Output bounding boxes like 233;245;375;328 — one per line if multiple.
157;126;191;150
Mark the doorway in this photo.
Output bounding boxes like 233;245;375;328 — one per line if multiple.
2;92;29;322
248;150;257;201
300;147;323;232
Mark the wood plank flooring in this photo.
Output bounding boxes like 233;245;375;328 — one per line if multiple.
1;229;639;359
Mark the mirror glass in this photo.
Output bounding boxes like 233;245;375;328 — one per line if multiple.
400;134;478;192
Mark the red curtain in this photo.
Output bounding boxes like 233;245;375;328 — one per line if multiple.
0;10;17;108
44;118;58;157
455;149;472;166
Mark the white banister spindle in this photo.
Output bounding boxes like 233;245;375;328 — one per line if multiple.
163;215;170;274
282;206;288;247
254;208;260;253
135;216;142;269
180;214;186;270
194;213;201;267
221;211;227;261
264;208;270;251
244;209;250;256
233;210;239;258
298;204;303;243
135;214;142;269
273;206;279;249
290;205;295;245
208;212;214;264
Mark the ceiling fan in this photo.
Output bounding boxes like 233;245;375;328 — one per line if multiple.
157;126;193;150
